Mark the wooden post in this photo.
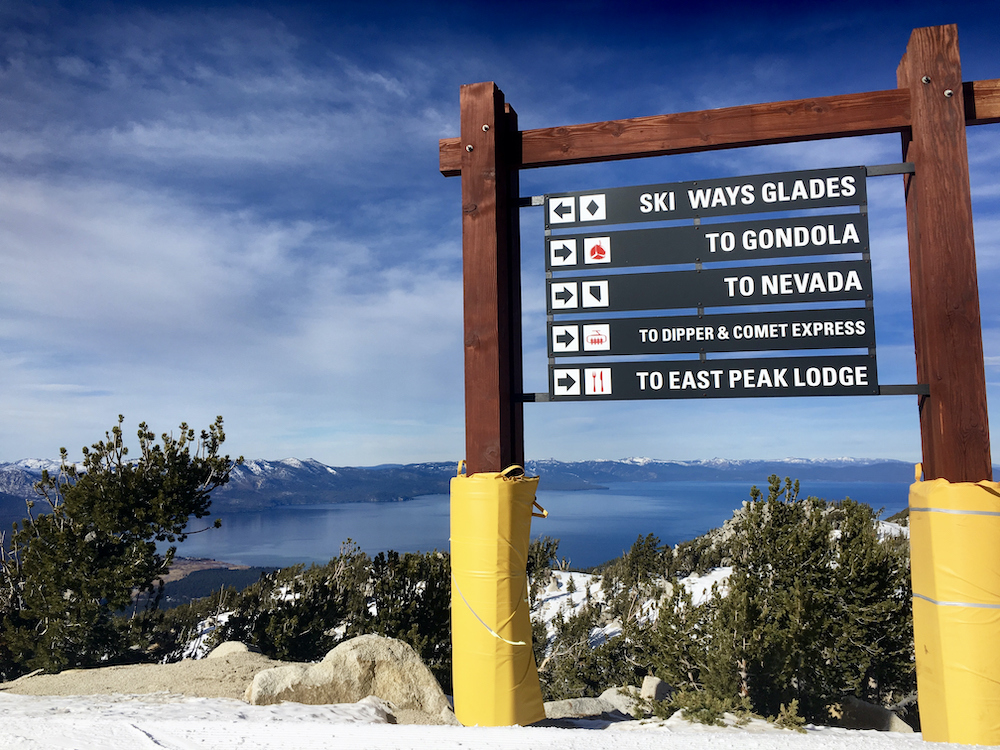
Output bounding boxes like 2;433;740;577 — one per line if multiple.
459;83;524;474
898;25;992;482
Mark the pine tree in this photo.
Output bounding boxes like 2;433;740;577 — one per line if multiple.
601;533;669;628
0;416;239;676
526;536;560;608
538;601;638;700
703;475;914;720
213;546;454;690
349;549;452;690
214;547;369;663
647;585;714;692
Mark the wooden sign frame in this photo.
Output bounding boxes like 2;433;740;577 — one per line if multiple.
441;24;999;482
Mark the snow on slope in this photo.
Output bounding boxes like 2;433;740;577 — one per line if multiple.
0;691;948;750
534;571;623;645
679;567;732;605
533;567;734;644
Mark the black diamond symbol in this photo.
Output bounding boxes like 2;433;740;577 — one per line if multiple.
586;200;600;216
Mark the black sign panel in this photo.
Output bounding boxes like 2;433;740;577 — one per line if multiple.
547;260;873;314
548;307;876;357
549;354;878;401
545;166;866;229
546;213;868;271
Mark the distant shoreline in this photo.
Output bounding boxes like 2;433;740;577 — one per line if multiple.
160;557;250;584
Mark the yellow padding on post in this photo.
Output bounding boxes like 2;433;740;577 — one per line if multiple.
910;480;1000;604
450;466;546;727
909;475;1000;745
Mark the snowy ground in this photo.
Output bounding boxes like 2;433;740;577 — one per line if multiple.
0;692;955;750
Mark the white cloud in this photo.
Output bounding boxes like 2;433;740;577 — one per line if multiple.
0;12;449;197
0;173;465;462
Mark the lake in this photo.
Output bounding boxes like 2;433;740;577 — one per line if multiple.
169;479;911;569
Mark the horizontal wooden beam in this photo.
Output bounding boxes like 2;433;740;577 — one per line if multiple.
441;89;907;176
964;78;1000;126
440;79;999;176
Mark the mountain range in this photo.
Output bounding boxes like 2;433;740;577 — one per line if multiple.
1;455;965;534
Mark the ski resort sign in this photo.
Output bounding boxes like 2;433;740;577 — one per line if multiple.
550;355;875;400
546;213;867;270
544;166;865;228
546;260;871;313
543;165;876;401
442;23;994;486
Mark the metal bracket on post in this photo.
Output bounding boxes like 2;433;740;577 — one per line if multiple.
866;162;916;176
518;393;550;403
879;384;931;396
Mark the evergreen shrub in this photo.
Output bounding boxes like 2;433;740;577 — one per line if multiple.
532;475;914;725
210;545;453;691
0;416;238;678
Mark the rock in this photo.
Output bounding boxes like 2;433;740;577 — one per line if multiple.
244;634;458;725
353;695;397;724
543;696;616;719
640;675;672;703
0;651;288;701
246;663;310;702
598;686;643;717
206;641;260;659
828;695;914;733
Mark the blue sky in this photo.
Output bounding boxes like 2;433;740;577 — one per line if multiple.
0;1;998;465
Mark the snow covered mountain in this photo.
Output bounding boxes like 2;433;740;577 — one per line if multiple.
0;458;459;519
0;458;913;510
0;455;944;529
524;456;926;486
